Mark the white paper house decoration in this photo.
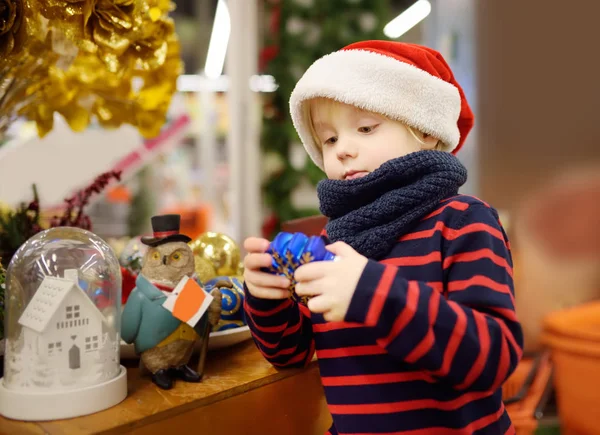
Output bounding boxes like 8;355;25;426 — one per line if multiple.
18;275;110;383
0;227;127;421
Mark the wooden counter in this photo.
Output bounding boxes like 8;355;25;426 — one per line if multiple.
0;341;332;435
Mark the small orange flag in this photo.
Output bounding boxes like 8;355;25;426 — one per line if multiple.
162;276;213;327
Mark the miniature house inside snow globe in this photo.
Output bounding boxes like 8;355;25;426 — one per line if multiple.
0;227;127;421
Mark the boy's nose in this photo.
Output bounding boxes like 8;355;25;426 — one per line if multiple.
336;140;358;161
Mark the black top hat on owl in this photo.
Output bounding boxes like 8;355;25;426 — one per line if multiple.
141;215;192;247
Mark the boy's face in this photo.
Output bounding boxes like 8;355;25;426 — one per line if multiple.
311;101;436;180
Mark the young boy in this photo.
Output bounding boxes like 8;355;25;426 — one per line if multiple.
243;41;523;434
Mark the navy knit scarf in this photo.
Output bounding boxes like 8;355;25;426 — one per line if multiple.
317;150;468;259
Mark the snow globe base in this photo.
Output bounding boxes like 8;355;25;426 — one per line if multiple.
0;365;127;421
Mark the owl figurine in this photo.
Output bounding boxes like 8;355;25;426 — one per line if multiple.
121;215;222;390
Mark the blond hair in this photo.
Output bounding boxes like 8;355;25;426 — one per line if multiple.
304;98;445;151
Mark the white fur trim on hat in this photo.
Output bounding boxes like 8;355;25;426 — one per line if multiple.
289;49;462;170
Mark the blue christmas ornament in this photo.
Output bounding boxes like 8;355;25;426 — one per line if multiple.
264;232;336;303
264;231;294;274
204;276;246;325
283;233;310;276
304;236;336;262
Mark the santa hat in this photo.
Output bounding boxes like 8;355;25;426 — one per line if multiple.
289;40;474;170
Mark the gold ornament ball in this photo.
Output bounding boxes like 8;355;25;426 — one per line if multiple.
194;255;218;282
189;232;241;276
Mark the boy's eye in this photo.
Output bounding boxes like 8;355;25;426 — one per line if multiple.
358;125;376;133
324;136;337;145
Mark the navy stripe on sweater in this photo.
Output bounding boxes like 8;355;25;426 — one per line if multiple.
244;195;523;435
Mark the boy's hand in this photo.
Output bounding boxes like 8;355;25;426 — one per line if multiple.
295;242;368;322
243;237;291;300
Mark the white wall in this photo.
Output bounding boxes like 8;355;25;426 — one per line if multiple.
0;118;142;207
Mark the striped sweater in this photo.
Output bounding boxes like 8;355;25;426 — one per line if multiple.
244;195;523;434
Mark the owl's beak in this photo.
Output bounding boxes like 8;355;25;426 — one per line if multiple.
162;255;168;265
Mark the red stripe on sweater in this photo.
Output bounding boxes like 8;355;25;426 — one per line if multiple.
405;289;440;364
328;390;493;414
448;275;515;305
250;319;288;334
496;314;523;360
456;311;490;390
427;281;444;293
422;200;470;220
245;307;302;337
433;302;467;377
317;345;387;359
263;346;299;359
321;371;435;386
378;281;419;348
342;404;506;434
401;222;507;246
450;223;506;245
299;302;312;318
250;329;284;350
382;251;441;266
313;322;364;333
492;328;512;391
366;266;397;326
244;299;292;316
399;221;446;242
443;249;513;278
286;350;309;366
485;306;519;323
283;318;302;336
271;349;308;367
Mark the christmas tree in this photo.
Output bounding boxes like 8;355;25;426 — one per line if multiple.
260;0;390;236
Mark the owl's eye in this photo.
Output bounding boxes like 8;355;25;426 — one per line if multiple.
152;251;160;261
169;250;188;268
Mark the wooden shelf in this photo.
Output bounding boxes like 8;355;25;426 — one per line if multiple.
0;341;332;434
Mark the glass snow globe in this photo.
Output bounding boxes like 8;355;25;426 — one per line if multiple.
0;227;127;420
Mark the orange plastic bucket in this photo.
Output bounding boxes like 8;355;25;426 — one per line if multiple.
504;352;553;435
542;302;600;435
503;357;539;402
543;301;600;342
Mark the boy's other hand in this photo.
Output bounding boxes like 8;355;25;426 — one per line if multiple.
295;242;367;322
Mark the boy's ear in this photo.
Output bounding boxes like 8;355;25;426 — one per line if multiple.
421;133;440;150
